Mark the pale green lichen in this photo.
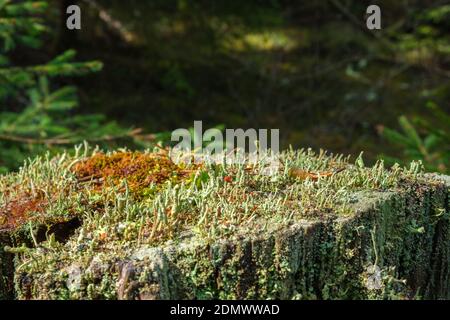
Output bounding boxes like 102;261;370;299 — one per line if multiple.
0;145;449;300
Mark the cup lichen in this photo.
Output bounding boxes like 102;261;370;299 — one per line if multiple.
0;146;449;300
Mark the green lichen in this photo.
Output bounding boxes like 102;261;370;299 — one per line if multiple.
0;145;449;300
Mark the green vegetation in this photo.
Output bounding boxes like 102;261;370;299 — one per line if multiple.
0;148;449;299
0;0;141;174
379;4;450;174
382;103;450;173
0;0;450;301
69;0;450;166
0;146;420;246
1;0;449;174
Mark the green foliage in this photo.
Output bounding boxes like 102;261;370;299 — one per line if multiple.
71;1;450;168
379;4;450;173
0;0;133;173
0;0;48;51
4;147;447;300
382;103;450;173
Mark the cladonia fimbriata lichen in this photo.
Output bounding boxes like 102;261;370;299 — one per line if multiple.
1;145;449;299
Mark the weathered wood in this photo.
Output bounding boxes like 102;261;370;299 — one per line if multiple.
9;176;450;300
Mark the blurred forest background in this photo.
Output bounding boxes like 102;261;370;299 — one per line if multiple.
0;0;449;174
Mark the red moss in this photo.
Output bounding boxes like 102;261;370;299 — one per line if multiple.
0;197;46;231
0;152;201;232
72;151;200;196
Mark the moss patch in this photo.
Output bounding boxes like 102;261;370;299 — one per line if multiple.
72;151;199;198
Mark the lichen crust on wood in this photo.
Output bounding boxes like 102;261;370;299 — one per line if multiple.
1;147;449;300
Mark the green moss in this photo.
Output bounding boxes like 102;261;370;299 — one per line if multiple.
1;146;449;299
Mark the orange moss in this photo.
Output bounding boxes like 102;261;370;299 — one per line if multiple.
0;197;46;232
72;151;200;197
0;152;201;232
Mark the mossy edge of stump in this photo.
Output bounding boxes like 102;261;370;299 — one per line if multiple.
4;174;449;300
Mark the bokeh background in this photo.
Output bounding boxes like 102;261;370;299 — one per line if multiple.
1;0;449;173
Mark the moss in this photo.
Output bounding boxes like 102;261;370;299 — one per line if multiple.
72;151;200;198
1;147;450;299
0;197;47;232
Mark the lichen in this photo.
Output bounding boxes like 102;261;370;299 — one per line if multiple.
0;146;449;300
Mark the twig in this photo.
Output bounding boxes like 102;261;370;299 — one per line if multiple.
0;128;144;145
328;0;396;51
81;0;136;44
